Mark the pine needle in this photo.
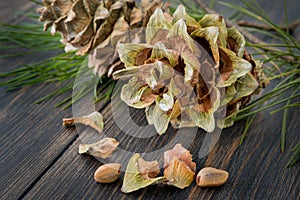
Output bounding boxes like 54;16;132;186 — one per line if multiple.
286;143;300;167
218;0;300;166
240;114;257;145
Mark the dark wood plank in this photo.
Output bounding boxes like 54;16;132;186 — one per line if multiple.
0;58;73;199
0;58;107;199
214;0;300;25
0;55;109;199
0;2;108;199
23;99;300;200
0;0;35;23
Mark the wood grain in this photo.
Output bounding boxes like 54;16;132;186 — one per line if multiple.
0;3;107;199
0;1;299;200
0;0;35;23
23;103;300;200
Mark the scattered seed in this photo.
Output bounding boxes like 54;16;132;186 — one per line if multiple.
196;167;229;187
94;163;121;183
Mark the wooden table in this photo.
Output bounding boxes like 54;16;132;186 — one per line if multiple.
1;1;299;199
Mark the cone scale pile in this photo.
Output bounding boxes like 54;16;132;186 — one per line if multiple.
38;1;265;135
113;5;264;134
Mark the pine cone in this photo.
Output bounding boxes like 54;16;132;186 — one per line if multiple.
37;0;165;56
87;0;169;76
113;5;265;134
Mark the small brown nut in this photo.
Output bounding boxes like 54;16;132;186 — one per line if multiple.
196;167;229;187
94;163;121;183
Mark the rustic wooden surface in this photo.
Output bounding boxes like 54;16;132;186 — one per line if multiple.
0;1;299;200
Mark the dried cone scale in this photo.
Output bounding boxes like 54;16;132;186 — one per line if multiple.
37;0;168;76
164;144;196;189
137;157;160;180
121;153;163;193
121;144;197;193
113;5;266;134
